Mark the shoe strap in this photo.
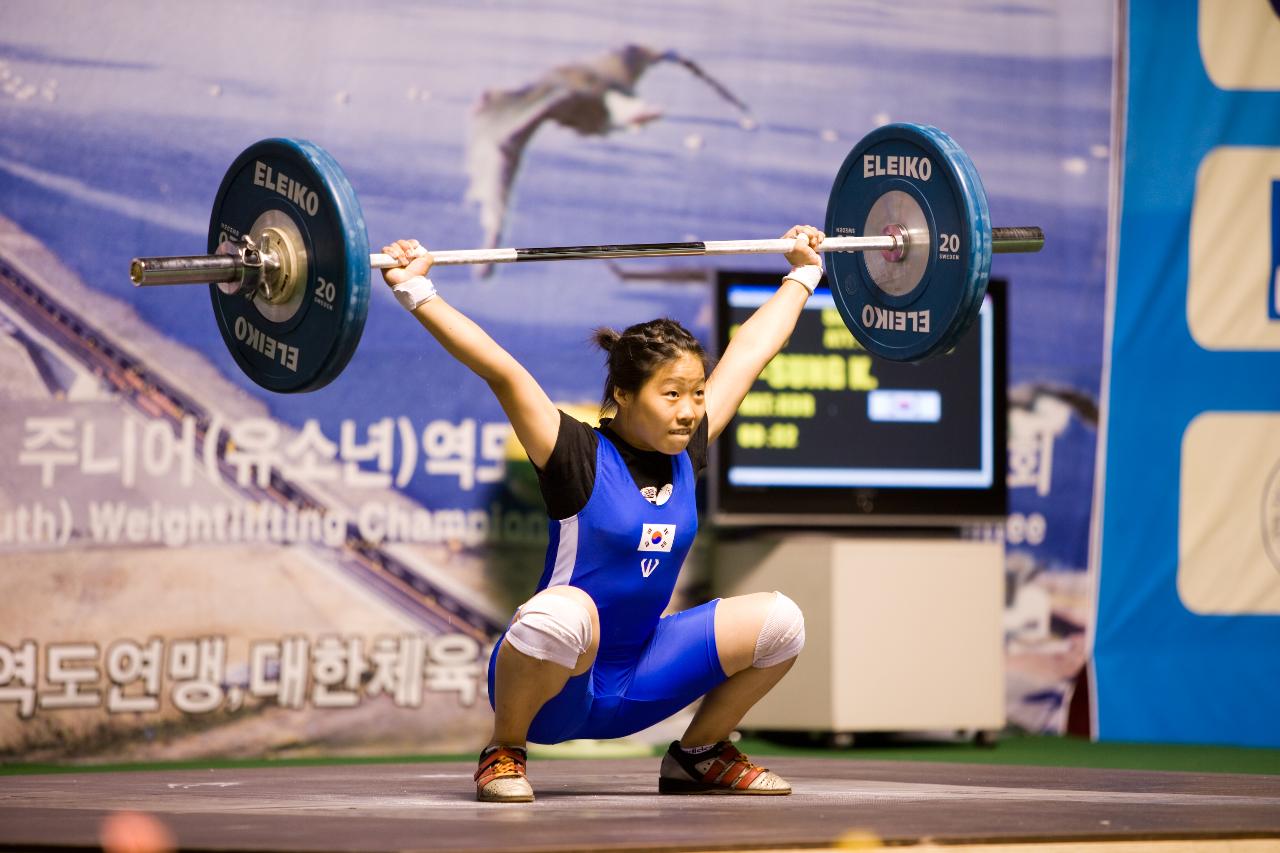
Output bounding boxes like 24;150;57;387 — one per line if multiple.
699;743;767;789
475;746;527;785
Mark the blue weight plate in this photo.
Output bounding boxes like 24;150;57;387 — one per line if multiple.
208;138;369;393
825;123;990;362
929;127;992;357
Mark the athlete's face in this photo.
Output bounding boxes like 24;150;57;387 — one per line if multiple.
613;352;706;454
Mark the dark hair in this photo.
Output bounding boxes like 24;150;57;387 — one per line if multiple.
592;318;709;415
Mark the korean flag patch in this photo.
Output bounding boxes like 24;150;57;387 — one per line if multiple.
637;523;676;553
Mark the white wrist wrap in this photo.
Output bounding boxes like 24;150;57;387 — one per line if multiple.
391;275;437;311
783;264;823;295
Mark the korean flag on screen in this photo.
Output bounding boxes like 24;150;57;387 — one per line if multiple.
637;524;676;552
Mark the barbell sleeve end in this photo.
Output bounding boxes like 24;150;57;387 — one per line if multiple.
130;254;245;287
991;226;1044;254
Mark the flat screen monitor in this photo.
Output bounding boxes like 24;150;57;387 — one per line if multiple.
710;272;1007;527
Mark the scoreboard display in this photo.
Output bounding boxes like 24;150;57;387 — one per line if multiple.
712;273;1006;526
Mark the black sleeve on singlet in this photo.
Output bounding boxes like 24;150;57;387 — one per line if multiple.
533;410;599;520
687;416;709;477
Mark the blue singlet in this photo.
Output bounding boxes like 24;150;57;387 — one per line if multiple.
486;428;727;743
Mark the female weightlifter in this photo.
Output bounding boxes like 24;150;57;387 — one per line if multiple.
380;225;824;802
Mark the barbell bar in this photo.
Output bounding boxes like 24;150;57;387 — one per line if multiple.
127;123;1044;392
131;230;1042;289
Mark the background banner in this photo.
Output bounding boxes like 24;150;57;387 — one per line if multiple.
0;0;1112;759
1093;0;1280;747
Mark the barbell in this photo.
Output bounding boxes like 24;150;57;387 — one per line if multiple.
129;123;1043;393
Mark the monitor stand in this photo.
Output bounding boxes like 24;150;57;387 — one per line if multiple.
713;532;1005;742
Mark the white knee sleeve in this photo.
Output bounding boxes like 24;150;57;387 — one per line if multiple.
505;591;593;670
752;591;805;668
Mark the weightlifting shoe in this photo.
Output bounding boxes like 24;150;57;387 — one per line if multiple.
474;745;534;803
658;740;791;795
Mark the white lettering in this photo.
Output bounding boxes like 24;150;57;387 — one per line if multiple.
233;315;299;373
0;502;62;544
251;161;320;217
861;154;932;182
88;500;127;542
78;499;548;548
87;500;346;547
126;506;148;541
358;502;385;544
77;500;541;549
858;305;934;335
